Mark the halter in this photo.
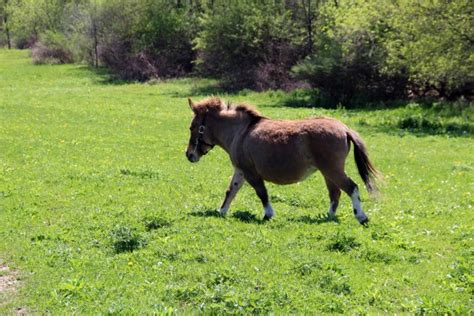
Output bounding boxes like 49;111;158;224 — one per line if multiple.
193;114;215;155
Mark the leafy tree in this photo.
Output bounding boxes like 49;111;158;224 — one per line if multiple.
195;0;303;89
133;0;196;75
383;0;474;98
8;0;77;47
0;0;12;48
96;0;196;80
293;0;407;106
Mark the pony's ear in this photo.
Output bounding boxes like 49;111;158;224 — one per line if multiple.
188;98;195;112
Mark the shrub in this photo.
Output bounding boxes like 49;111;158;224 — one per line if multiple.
195;1;303;90
383;1;474;99
31;31;73;64
143;216;170;231
110;225;145;253
292;1;408;107
8;0;72;50
97;0;195;81
326;232;360;253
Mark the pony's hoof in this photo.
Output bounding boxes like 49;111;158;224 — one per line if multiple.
263;215;273;221
359;217;369;226
327;212;337;219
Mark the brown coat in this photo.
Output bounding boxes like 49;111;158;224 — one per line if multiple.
186;97;379;224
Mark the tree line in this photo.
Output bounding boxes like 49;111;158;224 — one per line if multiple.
0;0;472;105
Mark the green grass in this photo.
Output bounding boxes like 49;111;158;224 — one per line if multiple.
0;49;473;314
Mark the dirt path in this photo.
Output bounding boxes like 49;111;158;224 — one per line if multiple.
0;262;26;315
0;264;17;294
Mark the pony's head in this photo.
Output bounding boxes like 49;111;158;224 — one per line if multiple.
185;97;220;162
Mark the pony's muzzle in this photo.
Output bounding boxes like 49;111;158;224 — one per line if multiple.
186;151;199;163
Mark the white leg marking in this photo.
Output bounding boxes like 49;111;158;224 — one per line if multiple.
351;187;368;223
219;170;245;215
219;207;229;216
264;203;274;219
328;201;337;217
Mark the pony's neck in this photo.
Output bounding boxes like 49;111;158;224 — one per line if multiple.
212;112;251;153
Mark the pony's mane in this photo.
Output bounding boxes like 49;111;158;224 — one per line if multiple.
234;103;263;120
194;97;263;121
193;97;223;113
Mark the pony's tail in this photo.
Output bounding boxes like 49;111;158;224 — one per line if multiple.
347;130;381;195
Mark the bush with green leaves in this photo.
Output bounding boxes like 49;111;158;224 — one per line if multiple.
382;0;474;99
195;1;303;90
96;0;196;80
109;225;145;253
292;1;408;107
31;30;73;64
7;0;73;48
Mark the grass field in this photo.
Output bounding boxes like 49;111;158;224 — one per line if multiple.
0;49;473;314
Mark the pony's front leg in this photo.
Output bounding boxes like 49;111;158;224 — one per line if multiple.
219;169;245;216
245;174;274;220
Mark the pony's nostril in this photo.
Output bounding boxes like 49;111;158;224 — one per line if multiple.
186;152;195;162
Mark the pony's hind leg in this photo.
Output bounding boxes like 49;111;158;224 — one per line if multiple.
350;185;369;225
323;171;369;225
324;177;341;217
219;169;245;216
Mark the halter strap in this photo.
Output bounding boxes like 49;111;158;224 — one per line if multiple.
193;114;215;154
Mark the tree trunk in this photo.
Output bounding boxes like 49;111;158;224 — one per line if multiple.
5;17;11;49
3;1;10;49
5;26;10;49
88;2;99;68
93;19;99;68
302;0;314;55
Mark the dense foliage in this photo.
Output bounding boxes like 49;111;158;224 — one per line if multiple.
195;1;303;90
0;0;472;104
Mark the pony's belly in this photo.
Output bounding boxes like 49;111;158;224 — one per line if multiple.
243;132;319;184
300;165;318;181
260;165;318;185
